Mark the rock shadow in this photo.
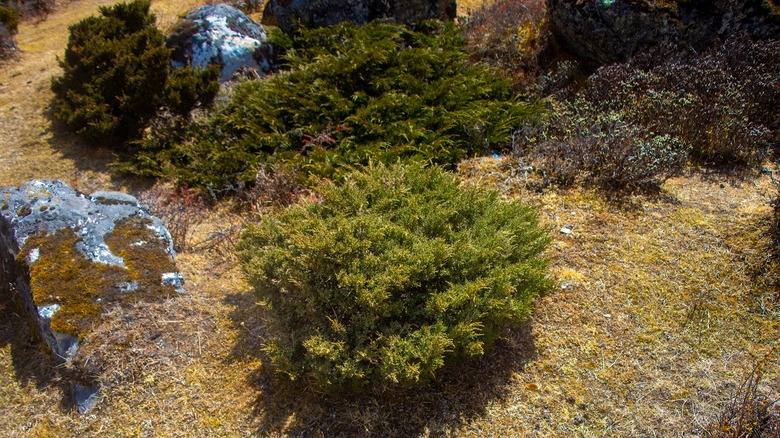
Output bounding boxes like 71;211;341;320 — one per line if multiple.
0;297;76;411
224;290;538;437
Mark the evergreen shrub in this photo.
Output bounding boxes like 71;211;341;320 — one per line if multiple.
238;163;552;389
51;0;219;145
135;20;541;190
0;4;19;33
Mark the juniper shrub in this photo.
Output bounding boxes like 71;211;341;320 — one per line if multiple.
134;20;542;190
238;163;552;390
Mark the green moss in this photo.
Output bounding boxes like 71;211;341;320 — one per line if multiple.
21;228;130;338
105;215;178;298
19;216;179;339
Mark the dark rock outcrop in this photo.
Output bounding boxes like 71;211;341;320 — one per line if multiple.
166;3;273;81
0;180;183;413
261;0;457;36
548;0;780;67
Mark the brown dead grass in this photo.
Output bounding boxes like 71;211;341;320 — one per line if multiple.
1;1;779;437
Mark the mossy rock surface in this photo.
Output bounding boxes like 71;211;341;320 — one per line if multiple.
0;180;183;412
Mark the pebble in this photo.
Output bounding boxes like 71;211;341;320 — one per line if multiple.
560;227;572;235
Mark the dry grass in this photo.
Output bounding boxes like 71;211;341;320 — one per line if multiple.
456;0;494;18
1;1;779;437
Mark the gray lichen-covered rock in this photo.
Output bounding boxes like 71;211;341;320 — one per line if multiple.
261;0;457;36
0;180;184;412
167;3;273;82
548;0;780;66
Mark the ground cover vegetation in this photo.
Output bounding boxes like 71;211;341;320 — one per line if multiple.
130;19;542;190
518;35;780;192
0;0;779;435
50;0;219;145
0;2;20;57
238;163;552;389
464;0;779;194
1;0;58;58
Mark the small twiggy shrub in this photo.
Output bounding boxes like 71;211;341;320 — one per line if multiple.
463;0;555;87
518;106;689;192
0;4;19;58
706;352;780;437
241;163;301;211
51;0;219;145
513;35;778;193
238;163;552;390
134;20;542;190
137;181;205;252
578;35;779;167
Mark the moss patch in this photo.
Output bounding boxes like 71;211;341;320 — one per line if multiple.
105;215;179;298
21;228;130;338
19;215;179;339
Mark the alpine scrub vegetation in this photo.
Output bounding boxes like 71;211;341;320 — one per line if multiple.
238;163;552;390
512;35;779;193
136;20;541;190
0;3;19;58
51;0;219;145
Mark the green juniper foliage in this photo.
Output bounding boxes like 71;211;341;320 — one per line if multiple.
51;0;219;145
238;163;552;390
136;20;541;190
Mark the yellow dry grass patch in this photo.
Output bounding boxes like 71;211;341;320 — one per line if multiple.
0;0;201;192
457;0;495;18
457;158;780;436
1;2;779;437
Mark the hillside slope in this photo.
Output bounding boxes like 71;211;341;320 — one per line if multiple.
0;0;778;436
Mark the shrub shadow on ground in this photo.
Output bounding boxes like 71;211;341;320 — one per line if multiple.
225;290;538;437
43;101;154;194
0;296;75;411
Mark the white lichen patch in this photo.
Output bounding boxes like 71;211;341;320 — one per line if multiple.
161;272;185;293
37;303;61;320
27;247;40;264
116;281;140;292
189;15;267;81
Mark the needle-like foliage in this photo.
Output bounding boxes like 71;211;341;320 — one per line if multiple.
137;20;541;189
238;163;552;390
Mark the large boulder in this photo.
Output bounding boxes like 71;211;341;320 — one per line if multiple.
0;180;184;413
261;0;456;36
548;0;780;66
166;3;273;82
